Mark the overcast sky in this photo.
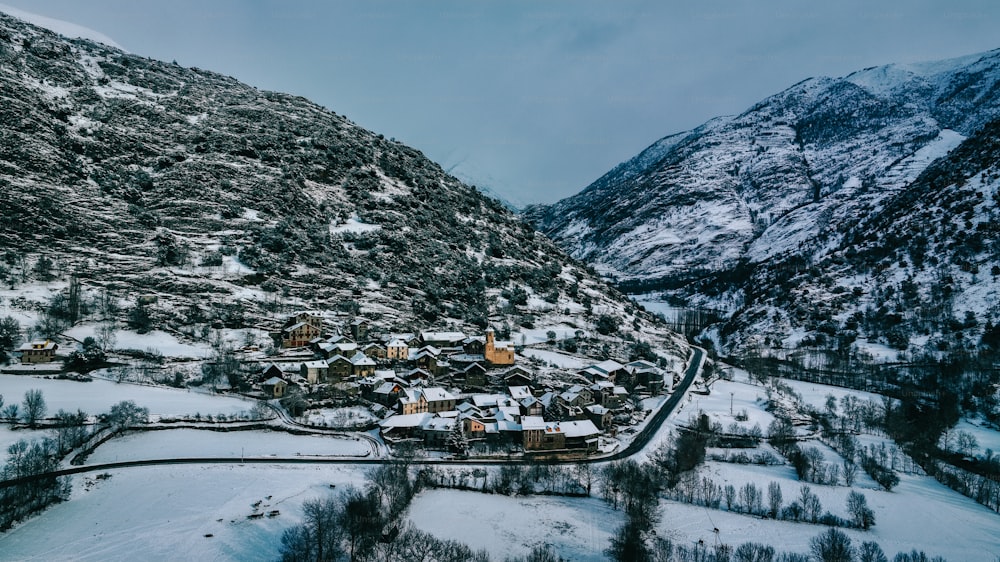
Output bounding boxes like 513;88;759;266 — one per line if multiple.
3;1;1000;206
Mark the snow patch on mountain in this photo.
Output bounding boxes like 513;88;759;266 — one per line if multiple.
0;3;123;49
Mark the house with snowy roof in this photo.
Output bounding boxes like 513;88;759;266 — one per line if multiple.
349;317;370;341
362;343;386;361
300;359;329;384
327;354;353;380
508;386;533;401
420;331;467;347
585;404;612;429
398;387;456;415
386;338;409;361
625;359;665;394
350;352;376;377
262;377;288;399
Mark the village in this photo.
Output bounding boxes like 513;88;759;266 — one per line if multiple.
256;310;679;456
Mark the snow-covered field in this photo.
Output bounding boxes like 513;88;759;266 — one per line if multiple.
301;406;378;428
0;464;367;562
3;363;1000;561
519;348;587;369
86;428;373;463
63;325;211;359
0;425;47;456
0;374;256;417
954;418;1000;455
407;489;623;561
669;463;1000;560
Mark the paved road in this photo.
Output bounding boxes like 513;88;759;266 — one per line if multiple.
0;347;704;489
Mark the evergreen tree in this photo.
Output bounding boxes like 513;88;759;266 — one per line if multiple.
447;419;469;456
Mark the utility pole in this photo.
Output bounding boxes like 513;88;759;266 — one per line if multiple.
730;392;734;416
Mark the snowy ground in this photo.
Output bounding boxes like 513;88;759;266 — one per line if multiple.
519;348;587;369
0;425;47;456
0;464;368;562
63;325;211;359
660;466;1000;560
300;406;378;428
0;374;256;418
954;418;1000;455
3;361;1000;560
407;489;623;561
86;428;373;463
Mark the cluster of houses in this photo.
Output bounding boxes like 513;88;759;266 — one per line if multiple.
252;311;672;455
376;357;666;454
256;311;516;394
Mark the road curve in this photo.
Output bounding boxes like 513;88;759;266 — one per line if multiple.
0;347;704;489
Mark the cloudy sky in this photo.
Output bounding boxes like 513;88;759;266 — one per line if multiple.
3;1;999;206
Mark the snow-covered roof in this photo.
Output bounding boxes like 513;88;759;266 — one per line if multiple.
350;352;376;366
399;389;423;405
421;416;455;432
521;416;546;431
457;402;481;415
471;394;506;408
417;345;441;356
302;360;328;369
374;369;396;380
626;360;658;372
387;339;408;348
379;413;432;429
585;405;609;415
461;362;486;372
581;367;609;379
422;387;456;402
374;382;401;394
592;360;625;373
421;331;466;342
508;386;532;400
556;419;599;438
263;377;285;386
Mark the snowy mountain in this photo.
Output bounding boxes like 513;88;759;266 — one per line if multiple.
0;3;122;49
0;12;684;360
526;49;1000;357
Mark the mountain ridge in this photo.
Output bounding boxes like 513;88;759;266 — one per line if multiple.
525;47;1000;358
0;12;686;364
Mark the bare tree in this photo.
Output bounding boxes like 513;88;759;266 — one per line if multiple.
810;528;854;562
847;491;875;530
22;389;46;428
858;541;887;562
767;481;783;518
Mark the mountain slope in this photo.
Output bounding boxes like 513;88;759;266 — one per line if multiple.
526;49;1000;357
0;12;684;361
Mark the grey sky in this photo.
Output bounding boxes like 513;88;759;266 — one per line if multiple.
4;1;1000;205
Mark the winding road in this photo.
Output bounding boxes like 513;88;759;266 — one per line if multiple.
0;347;703;489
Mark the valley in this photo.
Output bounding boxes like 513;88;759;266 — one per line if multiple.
0;7;999;562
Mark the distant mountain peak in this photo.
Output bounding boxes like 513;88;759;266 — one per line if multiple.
527;47;1000;357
